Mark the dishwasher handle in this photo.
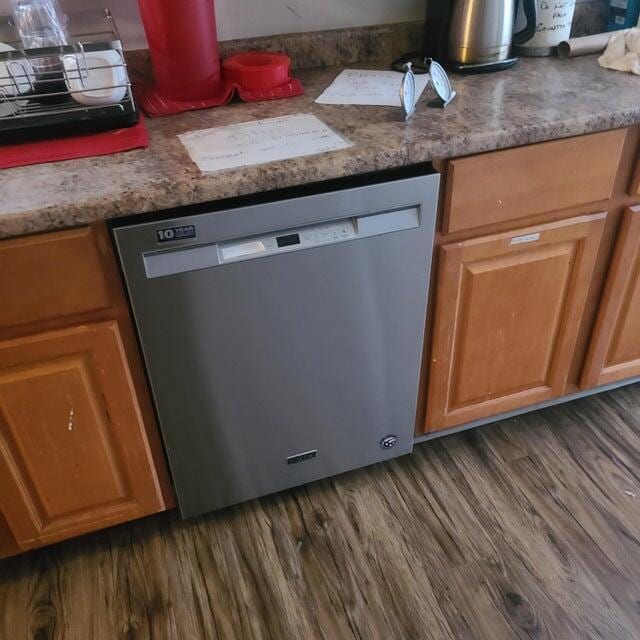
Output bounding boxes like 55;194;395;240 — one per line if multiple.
143;206;420;279
356;207;419;237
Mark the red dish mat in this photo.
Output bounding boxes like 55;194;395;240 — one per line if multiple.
136;79;304;117
0;118;149;169
136;80;235;117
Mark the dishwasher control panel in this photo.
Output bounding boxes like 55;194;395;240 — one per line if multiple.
143;207;420;278
219;219;358;263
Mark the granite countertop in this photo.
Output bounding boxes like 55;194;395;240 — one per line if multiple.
1;54;639;239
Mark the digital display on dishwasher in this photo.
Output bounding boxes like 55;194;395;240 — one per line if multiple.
276;233;301;248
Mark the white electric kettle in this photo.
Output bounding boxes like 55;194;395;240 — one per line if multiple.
513;0;577;56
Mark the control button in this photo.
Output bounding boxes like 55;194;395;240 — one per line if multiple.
380;435;398;450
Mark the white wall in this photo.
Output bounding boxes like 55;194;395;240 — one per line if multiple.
1;0;426;49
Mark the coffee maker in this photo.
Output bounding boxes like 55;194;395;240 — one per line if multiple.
416;0;518;72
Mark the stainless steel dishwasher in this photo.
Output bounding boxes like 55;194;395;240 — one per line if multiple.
113;171;440;517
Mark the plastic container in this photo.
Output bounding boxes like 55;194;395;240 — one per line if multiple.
11;0;68;48
11;0;68;72
221;51;303;102
137;0;223;101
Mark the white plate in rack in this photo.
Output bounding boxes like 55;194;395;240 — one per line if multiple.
0;42;34;98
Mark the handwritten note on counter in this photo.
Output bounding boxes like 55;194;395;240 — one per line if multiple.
316;70;431;107
179;114;352;173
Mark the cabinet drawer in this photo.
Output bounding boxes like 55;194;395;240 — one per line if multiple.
443;130;626;234
0;226;112;331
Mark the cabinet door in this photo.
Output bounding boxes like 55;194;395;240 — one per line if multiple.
581;206;640;388
426;213;606;431
0;321;166;550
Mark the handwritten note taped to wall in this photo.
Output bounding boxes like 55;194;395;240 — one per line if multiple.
179;114;352;173
316;69;431;107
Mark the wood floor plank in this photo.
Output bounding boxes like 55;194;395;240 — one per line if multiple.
502;403;640;583
504;454;640;640
1;383;640;640
428;435;627;639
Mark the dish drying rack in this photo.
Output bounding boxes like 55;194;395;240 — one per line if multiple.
0;9;138;142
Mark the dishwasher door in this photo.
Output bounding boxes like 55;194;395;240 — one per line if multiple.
114;172;439;517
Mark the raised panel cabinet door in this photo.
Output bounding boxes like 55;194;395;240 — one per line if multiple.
426;212;606;432
0;321;166;550
581;206;640;389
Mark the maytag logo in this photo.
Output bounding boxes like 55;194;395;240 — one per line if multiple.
157;225;196;243
287;450;317;465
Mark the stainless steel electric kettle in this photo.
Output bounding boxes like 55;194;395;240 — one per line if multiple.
448;0;518;71
396;0;518;74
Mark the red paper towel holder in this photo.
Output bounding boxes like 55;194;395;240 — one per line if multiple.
136;0;234;114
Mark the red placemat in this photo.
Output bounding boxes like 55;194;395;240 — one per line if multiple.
0;118;149;169
136;78;304;117
135;80;235;117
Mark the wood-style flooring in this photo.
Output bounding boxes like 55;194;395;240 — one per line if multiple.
2;384;640;640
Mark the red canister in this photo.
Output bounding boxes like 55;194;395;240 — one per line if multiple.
137;0;223;101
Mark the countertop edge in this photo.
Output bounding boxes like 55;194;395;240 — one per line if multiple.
3;109;639;240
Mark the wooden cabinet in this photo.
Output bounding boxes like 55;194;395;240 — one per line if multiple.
0;322;167;549
426;213;606;431
581;206;640;388
0;223;172;558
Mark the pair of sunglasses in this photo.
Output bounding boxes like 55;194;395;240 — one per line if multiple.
391;53;434;75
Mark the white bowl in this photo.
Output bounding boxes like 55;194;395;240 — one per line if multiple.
62;49;127;107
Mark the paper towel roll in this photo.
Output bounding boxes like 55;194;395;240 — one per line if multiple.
558;18;640;58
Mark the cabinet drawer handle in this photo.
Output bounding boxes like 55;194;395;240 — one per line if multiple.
510;232;541;246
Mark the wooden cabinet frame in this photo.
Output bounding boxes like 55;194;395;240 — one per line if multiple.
630;154;640;197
